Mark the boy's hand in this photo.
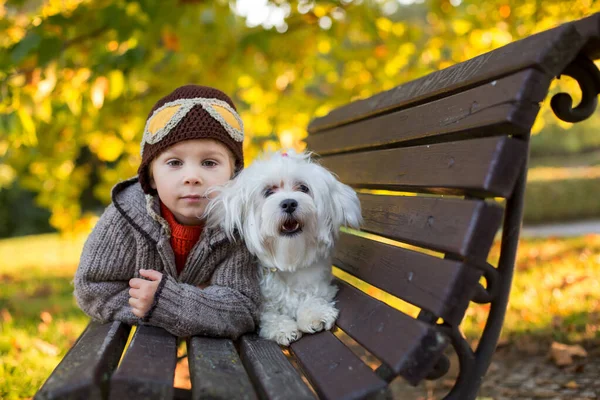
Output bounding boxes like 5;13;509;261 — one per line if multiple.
128;269;163;318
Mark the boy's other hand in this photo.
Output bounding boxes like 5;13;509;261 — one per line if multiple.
128;269;163;318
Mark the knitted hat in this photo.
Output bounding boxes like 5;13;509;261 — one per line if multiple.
138;85;244;194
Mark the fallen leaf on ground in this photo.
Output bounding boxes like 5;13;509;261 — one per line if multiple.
564;380;579;389
40;311;52;324
549;342;588;366
33;338;59;356
1;308;12;323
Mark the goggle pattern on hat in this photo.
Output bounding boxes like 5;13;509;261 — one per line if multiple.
141;97;244;156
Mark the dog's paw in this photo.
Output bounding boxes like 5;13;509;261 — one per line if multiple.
297;304;339;334
260;319;302;347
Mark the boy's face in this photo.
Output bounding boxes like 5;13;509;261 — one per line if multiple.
150;139;234;225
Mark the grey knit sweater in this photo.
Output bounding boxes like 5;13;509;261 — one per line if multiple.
73;177;260;339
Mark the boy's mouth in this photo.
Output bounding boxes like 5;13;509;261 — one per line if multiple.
181;195;206;202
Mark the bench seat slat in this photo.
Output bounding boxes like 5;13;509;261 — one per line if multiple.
356;193;503;258
319;136;527;198
308;19;589;133
187;336;257;400
290;331;387;400
35;321;130;400
307;69;549;156
333;279;448;386
110;326;178;399
239;334;315;400
334;232;482;325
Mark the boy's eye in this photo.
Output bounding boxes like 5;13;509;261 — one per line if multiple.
298;184;310;194
202;160;218;167
166;159;182;167
264;188;275;198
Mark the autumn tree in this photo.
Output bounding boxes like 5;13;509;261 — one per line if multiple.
0;0;597;232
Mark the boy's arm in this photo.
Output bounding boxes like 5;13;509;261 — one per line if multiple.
74;204;139;326
144;239;260;339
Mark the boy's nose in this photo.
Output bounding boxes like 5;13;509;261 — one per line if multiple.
184;172;203;185
185;176;201;185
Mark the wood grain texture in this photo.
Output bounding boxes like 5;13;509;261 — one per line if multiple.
307;69;549;156
356;193;503;258
308;22;583;133
34;321;130;400
333;279;448;386
239;334;315;400
333;232;482;325
290;331;388;400
110;326;178;400
187;336;257;400
319;136;527;198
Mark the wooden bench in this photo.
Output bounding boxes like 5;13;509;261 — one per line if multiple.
35;14;600;400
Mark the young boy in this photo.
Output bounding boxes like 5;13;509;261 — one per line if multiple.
74;85;260;339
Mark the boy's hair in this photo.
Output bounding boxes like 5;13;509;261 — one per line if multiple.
138;85;244;194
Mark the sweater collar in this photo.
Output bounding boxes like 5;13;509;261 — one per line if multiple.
159;201;203;240
111;176;228;247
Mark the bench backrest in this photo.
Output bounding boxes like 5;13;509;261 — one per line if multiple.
290;13;600;400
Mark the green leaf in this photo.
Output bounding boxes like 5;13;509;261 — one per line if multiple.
37;37;63;67
10;33;41;64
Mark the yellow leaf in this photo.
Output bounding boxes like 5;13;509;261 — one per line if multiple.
91;77;108;109
531;115;545;135
0;164;16;188
17;108;37;146
108;70;125;100
33;338;59;356
96;135;124;162
238;75;253;88
376;17;392;33
452;19;472;36
318;39;331;54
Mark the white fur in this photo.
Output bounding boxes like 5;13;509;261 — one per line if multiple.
206;151;362;346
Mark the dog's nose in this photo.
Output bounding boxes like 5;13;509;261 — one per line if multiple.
280;199;298;214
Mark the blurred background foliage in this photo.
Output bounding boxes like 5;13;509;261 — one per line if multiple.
0;0;599;237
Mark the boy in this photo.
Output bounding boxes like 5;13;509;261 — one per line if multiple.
74;85;260;339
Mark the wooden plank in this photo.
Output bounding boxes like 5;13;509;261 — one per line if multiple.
187;336;257;400
307;69;549;156
319;136;527;198
574;13;600;59
308;21;584;133
333;279;448;386
356;193;503;258
239;334;315;400
290;331;387;400
110;326;178;400
333;232;481;325
35;321;130;400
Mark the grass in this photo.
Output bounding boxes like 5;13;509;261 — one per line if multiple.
523;151;600;224
0;234;89;400
1;232;599;398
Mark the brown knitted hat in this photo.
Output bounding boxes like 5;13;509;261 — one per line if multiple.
138;85;244;194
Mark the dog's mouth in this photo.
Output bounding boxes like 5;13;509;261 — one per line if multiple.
280;218;302;236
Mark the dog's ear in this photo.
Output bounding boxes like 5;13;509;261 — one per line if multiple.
205;175;247;241
330;180;362;231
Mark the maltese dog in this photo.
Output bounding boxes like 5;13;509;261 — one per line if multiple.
206;151;362;346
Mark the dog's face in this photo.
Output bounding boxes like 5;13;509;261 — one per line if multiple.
206;151;362;271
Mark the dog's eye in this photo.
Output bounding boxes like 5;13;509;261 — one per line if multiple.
298;184;310;194
264;188;275;198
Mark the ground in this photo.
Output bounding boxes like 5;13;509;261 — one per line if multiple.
389;339;600;400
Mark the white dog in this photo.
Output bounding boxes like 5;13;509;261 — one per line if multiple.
206;151;362;346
